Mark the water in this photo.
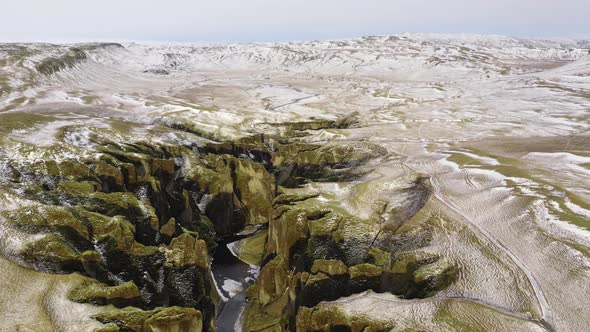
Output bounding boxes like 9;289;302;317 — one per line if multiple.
211;236;259;331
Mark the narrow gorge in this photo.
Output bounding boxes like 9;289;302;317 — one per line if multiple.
0;109;455;331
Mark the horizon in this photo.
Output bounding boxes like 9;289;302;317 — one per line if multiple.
2;0;588;43
1;2;590;332
2;32;590;46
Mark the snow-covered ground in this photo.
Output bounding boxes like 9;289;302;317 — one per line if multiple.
0;33;589;331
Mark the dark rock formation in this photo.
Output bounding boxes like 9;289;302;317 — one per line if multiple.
0;115;457;331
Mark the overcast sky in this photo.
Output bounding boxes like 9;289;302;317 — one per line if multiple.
1;0;588;42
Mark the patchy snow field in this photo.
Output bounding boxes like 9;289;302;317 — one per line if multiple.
0;34;589;331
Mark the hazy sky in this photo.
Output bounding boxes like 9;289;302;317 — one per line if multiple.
1;0;588;42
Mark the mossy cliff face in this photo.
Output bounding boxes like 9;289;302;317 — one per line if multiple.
243;175;458;331
0;117;457;331
272;142;387;187
0;131;279;331
296;306;395;332
93;306;205;332
184;153;274;234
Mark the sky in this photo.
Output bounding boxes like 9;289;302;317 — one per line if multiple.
1;0;588;42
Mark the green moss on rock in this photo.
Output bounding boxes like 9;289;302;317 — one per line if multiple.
273;142;386;186
45;160;92;179
86;192;142;216
95;160;125;187
231;230;268;265
95;323;121;332
349;264;383;293
234;158;275;225
145;306;203;332
272;193;319;206
3;205;90;240
160;217;177;237
58;181;99;196
94;306;203;332
307;213;343;238
310;259;348;277
243;301;285;332
391;251;438;275
166;233;208;269
68;279;141;306
300;271;346;307
413;258;458;297
267;208;311;265
257;255;289;306
385;251;457;298
150;158;176;176
296;305;394;332
366;247;392;268
93;215;136;252
20;234;81;271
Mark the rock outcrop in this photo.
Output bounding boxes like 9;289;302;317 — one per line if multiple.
0;117;457;331
242;174;457;331
1;132;278;331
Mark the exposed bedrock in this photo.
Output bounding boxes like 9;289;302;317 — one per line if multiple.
242;176;457;332
0;118;457;331
1;134;279;330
